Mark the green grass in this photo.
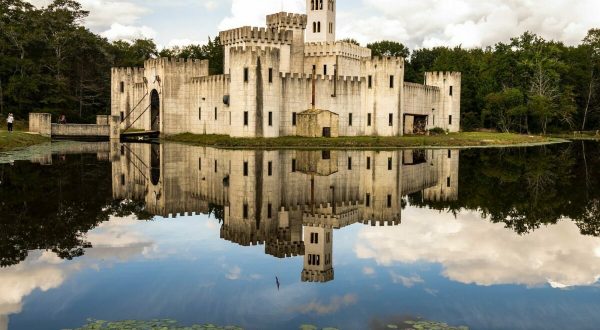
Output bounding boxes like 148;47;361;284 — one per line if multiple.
165;132;562;150
0;130;49;152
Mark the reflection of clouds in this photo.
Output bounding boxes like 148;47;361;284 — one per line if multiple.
390;272;424;288
226;266;242;280
292;294;358;315
363;267;375;275
0;216;155;329
356;207;600;288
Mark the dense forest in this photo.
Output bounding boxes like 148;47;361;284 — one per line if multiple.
1;0;599;133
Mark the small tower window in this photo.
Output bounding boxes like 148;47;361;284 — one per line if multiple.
244;111;249;126
199;107;202;120
268;161;273;176
268;68;273;83
366;193;371;207
348;113;353;126
388;157;392;170
292;159;296;172
198;158;202;171
389;75;394;88
119;81;124;93
449;115;453;125
448;150;452;159
449;86;453;96
214;107;217;120
366;157;371;170
292;112;297;126
243;67;249;82
268;112;273;126
317;22;321;33
348;157;352;170
243;161;249;176
447;177;451;187
387;195;392;208
214;160;218;173
323;65;327;75
268;203;272;219
313;22;317;33
389;114;393;127
368;75;372;89
243;204;249;219
319;0;323;10
367;113;372;126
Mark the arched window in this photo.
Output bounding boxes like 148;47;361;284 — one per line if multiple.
319;0;323;10
311;0;314;10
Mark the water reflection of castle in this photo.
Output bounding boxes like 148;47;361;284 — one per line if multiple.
111;142;459;283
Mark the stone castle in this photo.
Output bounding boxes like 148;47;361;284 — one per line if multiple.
111;0;461;137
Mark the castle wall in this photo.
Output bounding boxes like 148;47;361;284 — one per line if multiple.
190;75;231;135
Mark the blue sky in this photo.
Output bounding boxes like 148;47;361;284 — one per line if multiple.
24;0;600;50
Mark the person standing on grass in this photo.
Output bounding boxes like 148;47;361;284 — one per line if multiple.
7;113;14;132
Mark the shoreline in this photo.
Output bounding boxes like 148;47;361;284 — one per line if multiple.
0;131;50;153
163;132;569;150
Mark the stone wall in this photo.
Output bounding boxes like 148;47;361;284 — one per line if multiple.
28;113;52;136
51;123;110;138
425;71;462;132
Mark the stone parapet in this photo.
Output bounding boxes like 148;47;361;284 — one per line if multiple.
304;41;372;59
220;26;293;46
266;12;308;30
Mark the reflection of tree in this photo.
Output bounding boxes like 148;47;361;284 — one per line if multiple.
412;142;600;236
100;199;154;221
0;154;113;267
208;203;225;223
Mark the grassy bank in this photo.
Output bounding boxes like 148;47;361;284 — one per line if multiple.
0;130;49;152
165;132;562;149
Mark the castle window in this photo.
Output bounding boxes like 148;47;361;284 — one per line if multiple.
387;194;392;208
199;107;201;120
268;161;273;176
449;115;453;125
388;157;392;170
268;111;273;126
317;22;321;33
215;160;217;173
244;111;249;126
319;0;323;10
368;75;372;88
433;115;435;125
449;86;453;96
366;193;371;207
310;233;319;244
348;113;353;126
448;150;452;159
323;64;327;75
268;68;273;83
243;204;249;219
322;150;330;159
292;159;296;172
120;111;124;121
311;0;315;10
243;67;249;82
121;174;125;186
243;161;248;176
214;107;217;120
348;157;352;170
447;177;451;187
389;113;393;126
119;81;124;93
313;22;317;33
367;113;372;126
198;157;202;171
326;232;331;243
292;112;297;126
366;157;371;170
268;203;272;219
120;145;125;156
329;23;333;34
389;75;394;88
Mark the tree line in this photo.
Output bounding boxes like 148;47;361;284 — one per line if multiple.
1;0;599;132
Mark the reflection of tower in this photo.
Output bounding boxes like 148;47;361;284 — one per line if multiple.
302;225;334;282
423;149;460;202
361;151;402;226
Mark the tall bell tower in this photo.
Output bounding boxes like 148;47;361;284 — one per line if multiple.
306;0;336;42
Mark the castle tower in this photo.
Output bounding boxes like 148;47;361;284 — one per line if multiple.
267;13;308;73
425;72;461;132
302;225;334;282
306;0;336;42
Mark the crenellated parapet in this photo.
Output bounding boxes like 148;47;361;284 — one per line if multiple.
425;71;462;81
143;57;209;72
220;26;293;46
266;240;305;258
404;81;440;93
266;12;308;30
301;269;334;283
229;45;282;58
361;218;401;227
190;74;230;84
304;41;372;60
362;56;404;69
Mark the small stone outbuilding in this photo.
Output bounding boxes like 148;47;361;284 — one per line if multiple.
296;109;339;138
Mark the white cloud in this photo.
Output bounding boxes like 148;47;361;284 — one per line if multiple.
292;294;358;315
100;23;157;41
355;207;600;288
218;0;305;31
342;0;600;48
390;272;424;288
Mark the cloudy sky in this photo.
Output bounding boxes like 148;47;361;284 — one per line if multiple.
27;0;600;49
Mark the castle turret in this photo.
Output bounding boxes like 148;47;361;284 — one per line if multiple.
302;225;334;283
267;12;307;74
425;72;461;132
306;0;336;42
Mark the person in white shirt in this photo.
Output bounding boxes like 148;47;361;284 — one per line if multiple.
7;113;14;132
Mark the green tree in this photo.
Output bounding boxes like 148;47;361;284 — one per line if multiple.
367;40;410;59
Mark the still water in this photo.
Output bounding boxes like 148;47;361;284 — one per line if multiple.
0;141;599;330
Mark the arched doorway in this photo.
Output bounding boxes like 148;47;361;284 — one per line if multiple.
150;89;160;131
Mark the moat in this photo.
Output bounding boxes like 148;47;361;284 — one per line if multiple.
1;141;599;330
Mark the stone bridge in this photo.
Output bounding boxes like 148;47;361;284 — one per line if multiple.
29;113;121;140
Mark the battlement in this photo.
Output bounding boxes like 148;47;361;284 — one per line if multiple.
229;45;281;58
111;67;145;76
191;74;230;84
301;269;334;283
279;72;361;83
265;240;305;258
404;81;440;93
266;12;308;30
220;26;293;46
144;57;209;69
425;71;462;84
304;41;371;60
361;218;401;227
